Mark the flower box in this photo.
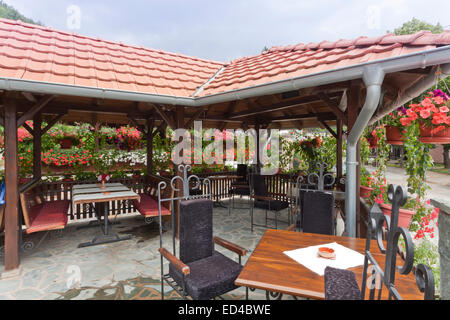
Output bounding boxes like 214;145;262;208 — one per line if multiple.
385;126;405;145
419;122;450;144
379;202;415;229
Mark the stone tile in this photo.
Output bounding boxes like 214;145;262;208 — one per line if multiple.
12;288;44;300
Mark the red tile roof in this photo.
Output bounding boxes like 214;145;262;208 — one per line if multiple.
0;18;449;99
0;18;224;97
199;30;450;96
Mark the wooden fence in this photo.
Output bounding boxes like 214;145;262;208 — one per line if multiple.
35;172;299;222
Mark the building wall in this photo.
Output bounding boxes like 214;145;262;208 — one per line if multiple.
430;145;444;164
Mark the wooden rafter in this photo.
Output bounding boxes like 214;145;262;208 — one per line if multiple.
153;104;176;129
17;95;55;127
184;107;206;129
317;92;345;122
319;119;337;139
42;112;66;135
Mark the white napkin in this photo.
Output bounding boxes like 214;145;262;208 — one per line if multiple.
283;242;366;276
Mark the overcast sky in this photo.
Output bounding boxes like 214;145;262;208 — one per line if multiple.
5;0;450;62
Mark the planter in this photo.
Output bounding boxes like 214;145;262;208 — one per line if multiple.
379;202;415;229
58;138;73;149
368;136;378;149
385;126;405;145
419;122;450;144
360;185;374;199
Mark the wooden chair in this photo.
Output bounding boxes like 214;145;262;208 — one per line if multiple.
19;183;70;250
159;198;247;300
324;185;435;300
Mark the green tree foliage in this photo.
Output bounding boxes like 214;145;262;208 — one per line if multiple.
0;0;43;25
388;17;443;35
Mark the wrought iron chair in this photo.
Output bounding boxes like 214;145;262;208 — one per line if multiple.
158;165;248;300
228;164;251;213
249;173;291;231
324;184;435;300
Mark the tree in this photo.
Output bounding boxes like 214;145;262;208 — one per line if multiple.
0;0;43;26
388;17;443;35
389;18;450;169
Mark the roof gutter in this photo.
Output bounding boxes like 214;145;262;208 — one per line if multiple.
0;46;449;108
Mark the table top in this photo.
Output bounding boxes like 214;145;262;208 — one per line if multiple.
72;183;140;205
235;229;423;300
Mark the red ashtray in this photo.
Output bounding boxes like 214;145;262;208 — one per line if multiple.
318;247;336;260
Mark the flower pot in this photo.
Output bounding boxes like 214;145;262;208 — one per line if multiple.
368;136;378;148
59;138;73;149
419;122;450;144
385;126;405;145
379;202;415;229
360;185;374;199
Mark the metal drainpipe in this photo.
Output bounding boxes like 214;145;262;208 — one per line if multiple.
345;65;385;237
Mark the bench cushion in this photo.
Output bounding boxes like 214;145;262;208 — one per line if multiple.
26;200;69;234
133;193;171;217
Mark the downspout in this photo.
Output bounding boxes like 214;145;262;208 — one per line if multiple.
345;65;385;237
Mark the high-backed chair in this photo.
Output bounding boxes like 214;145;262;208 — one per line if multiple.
249;174;290;231
324;185;435;300
159;198;247;300
301;191;335;235
228;164;250;212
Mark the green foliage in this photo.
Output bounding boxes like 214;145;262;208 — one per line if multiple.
388;17;443;35
0;1;43;25
414;239;440;295
403;122;434;230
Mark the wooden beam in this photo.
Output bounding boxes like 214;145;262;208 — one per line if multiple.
317;92;346;122
41;113;66;135
184;107;206;129
33;112;42;179
319;119;337;139
22;122;34;136
21;92;37;103
336;119;343;182
3;98;20;272
219;101;238;131
16;95;55;127
0;116;3;127
269;112;335;122
146;118;155;176
153;104;176;129
228;93;341;119
126;115;147;135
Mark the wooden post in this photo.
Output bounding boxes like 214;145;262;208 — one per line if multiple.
146;118;155;176
33;112;42;180
347;84;362;237
255;122;260;173
4;98;20;272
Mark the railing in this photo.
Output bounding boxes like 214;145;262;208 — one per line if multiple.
34;172;300;222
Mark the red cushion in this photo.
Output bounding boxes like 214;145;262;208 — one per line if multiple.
133;194;171;217
26;200;69;234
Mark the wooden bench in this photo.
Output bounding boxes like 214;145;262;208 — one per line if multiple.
132;175;174;218
20;183;70;235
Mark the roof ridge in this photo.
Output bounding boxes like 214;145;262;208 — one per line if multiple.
0;18;225;66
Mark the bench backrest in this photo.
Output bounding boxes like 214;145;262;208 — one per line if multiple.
19;184;46;229
144;175;174;210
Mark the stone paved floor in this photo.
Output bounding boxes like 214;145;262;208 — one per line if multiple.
0;198;298;300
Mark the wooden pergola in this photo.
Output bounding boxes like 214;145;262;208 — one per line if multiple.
1;19;450;275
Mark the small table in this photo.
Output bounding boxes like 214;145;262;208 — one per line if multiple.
72;183;140;248
235;229;423;300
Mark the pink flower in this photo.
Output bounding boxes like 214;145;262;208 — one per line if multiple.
439;106;449;113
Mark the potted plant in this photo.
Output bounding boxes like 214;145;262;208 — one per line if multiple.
360;170;374;199
385;107;407;145
132;169;142;180
400;90;450;144
61;171;74;182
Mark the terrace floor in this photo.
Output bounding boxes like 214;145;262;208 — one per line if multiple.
0;199;307;300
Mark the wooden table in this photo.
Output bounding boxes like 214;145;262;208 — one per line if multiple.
72;183;140;248
235;229;424;300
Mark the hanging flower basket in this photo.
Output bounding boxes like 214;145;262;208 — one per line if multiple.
379;202;415;229
368;136;378;149
385;126;405;145
419;122;450;144
58;138;74;149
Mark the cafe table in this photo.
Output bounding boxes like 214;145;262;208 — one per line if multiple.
235;229;424;300
72;183;140;248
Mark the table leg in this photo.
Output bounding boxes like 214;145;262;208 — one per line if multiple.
78;201;132;248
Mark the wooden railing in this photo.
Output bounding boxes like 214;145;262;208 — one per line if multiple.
34;172;300;222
